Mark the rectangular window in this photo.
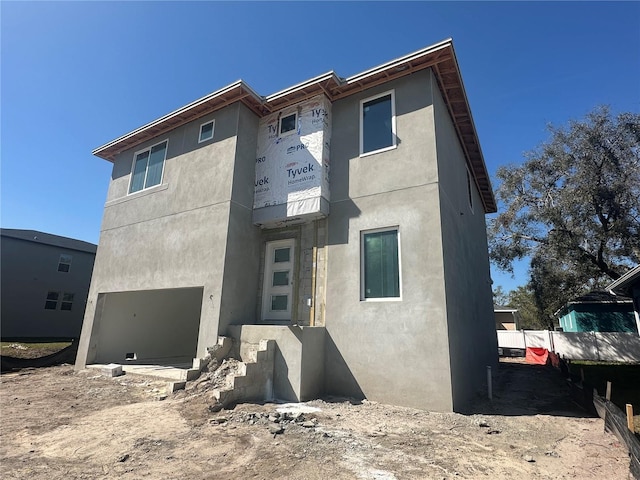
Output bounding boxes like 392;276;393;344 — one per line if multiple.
44;291;59;310
361;228;401;300
279;112;297;136
129;140;168;194
57;254;72;273
360;90;396;156
61;293;74;311
198;120;215;143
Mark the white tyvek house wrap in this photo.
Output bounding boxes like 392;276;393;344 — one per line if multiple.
254;94;331;224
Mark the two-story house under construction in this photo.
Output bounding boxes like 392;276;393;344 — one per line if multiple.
76;39;498;412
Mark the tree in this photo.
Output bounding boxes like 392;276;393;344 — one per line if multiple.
489;106;640;317
492;285;509;306
507;285;549;330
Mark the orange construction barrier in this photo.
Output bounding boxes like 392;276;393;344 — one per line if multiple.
525;347;549;365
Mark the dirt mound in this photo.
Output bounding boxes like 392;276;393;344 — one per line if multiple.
0;342;78;372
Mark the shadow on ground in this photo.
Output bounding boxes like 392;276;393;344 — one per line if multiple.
462;359;595;418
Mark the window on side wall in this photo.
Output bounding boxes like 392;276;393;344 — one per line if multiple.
198;120;215;143
361;228;401;300
360;90;396;156
44;291;59;310
129;140;168;194
61;293;74;311
58;254;72;272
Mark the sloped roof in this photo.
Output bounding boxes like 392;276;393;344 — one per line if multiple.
92;39;496;213
554;290;633;318
568;290;632;304
0;229;97;254
494;305;518;312
607;265;640;296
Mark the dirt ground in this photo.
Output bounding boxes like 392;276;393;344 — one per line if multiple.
0;358;633;479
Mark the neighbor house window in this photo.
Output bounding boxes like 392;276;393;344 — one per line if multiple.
360;90;396;156
129;140;168;194
58;254;72;272
61;293;74;311
279;112;297;136
361;228;401;300
44;291;59;310
198;120;215;143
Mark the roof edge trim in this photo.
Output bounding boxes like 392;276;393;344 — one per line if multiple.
92;80;262;157
345;38;453;84
265;71;342;102
607;265;640;294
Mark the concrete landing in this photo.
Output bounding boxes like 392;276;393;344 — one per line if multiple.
86;362;196;381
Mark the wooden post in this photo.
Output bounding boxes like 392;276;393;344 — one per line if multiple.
606;381;612;401
309;246;317;327
626;404;634;432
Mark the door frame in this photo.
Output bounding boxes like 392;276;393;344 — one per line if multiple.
261;238;296;322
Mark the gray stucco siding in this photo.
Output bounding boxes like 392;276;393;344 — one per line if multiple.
323;70;458;411
325;186;454;411
77;103;249;367
432;74;497;411
330;69;437;203
231;104;261;210
88;205;230;292
103;114;240;231
77;204;231;366
217;201;262;339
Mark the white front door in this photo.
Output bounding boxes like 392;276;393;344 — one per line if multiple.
262;239;295;322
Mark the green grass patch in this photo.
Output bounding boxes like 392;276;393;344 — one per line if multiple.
0;341;72;359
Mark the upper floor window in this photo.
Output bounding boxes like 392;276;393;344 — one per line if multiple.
129;140;168;194
198;120;215;143
279;112;297;136
360;90;396;156
58;254;72;272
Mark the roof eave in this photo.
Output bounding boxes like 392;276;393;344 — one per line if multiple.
607;265;640;295
92;81;264;161
91;39;497;212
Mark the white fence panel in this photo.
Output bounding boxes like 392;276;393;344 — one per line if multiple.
523;330;551;350
550;332;598;361
594;333;640;362
497;330;640;362
497;330;525;349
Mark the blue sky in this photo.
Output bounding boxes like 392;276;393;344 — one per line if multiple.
2;1;639;293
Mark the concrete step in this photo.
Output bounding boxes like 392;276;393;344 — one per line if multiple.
207;338;275;408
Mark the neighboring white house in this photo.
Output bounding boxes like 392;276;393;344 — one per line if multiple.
494;305;521;330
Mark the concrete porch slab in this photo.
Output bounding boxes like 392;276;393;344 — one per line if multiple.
86;362;195;382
